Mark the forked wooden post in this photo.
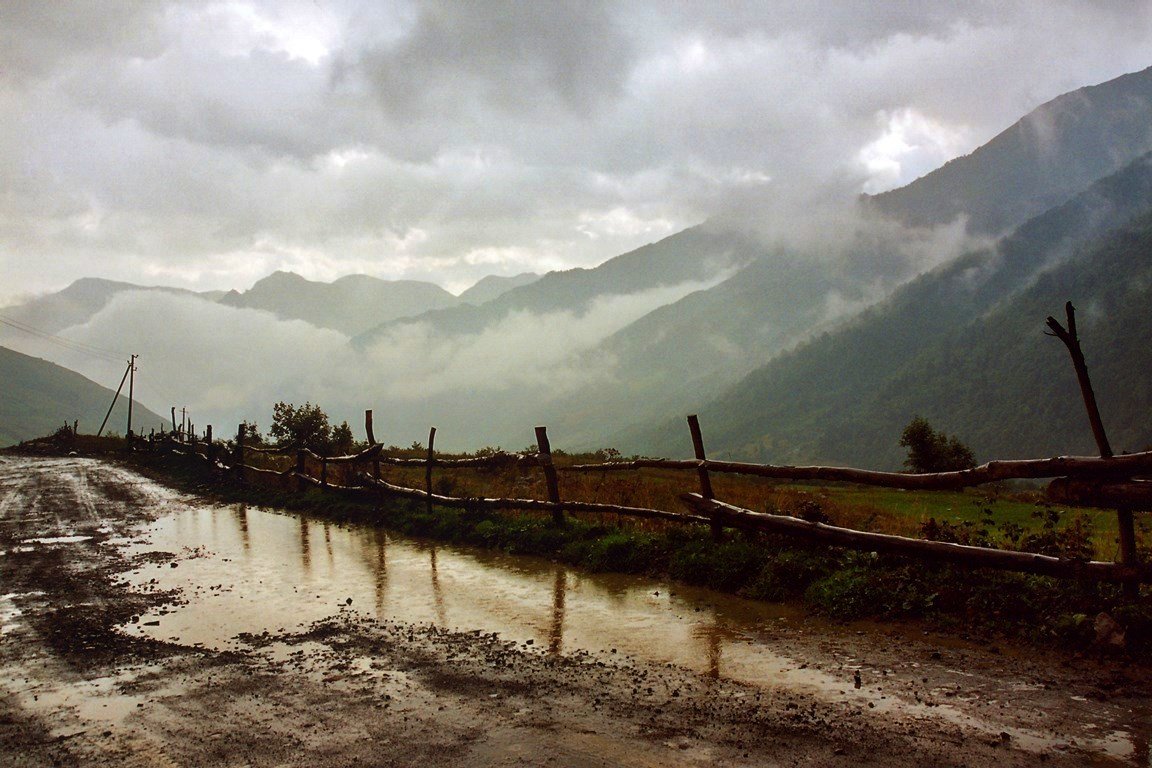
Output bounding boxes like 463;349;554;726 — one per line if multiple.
365;409;376;445
1046;301;1138;596
426;427;437;517
535;426;564;525
687;415;722;541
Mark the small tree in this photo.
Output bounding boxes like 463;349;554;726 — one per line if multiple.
899;416;976;473
240;420;263;445
330;420;355;455
269;401;331;453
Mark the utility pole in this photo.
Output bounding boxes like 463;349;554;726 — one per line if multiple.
126;354;137;438
97;359;133;438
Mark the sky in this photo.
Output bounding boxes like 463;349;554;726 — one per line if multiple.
3;1;1152;306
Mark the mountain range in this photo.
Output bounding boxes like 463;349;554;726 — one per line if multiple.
4;65;1152;462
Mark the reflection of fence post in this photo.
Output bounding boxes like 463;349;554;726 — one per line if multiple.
535;426;564;526
296;449;308;492
426;427;437;516
235;423;246;487
687;415;721;541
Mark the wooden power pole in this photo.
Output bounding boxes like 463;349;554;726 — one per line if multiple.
126;355;137;438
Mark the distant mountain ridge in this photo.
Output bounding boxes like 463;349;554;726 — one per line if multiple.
353;224;760;346
219;271;460;336
458;272;540;305
0;346;166;446
868;65;1152;235
1;277;215;334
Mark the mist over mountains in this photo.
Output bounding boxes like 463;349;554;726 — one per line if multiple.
4;66;1152;461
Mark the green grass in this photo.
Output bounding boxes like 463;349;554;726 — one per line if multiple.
802;484;1123;555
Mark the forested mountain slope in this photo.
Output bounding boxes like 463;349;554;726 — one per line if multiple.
631;155;1152;467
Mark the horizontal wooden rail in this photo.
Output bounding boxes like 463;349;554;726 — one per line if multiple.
245;443;299;455
360;474;710;525
567;451;1152;491
679;494;1152;582
375;451;533;468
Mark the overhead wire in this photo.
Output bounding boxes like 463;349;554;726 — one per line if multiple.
0;313;128;364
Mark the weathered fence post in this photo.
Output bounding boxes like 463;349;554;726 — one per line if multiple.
235;423;246;487
321;455;328;488
206;425;215;463
535;426;564;526
426;427;437;516
687;415;722;541
1046;301;1139;596
296;449;308;492
365;409;376;445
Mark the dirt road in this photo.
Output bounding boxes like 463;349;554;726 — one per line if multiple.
1;455;1148;766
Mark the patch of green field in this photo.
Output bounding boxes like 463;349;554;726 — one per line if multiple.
789;483;1125;557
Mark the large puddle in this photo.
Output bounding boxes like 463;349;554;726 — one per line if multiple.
122;503;808;675
119;502;1150;763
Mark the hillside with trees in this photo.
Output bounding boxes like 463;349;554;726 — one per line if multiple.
636;191;1152;468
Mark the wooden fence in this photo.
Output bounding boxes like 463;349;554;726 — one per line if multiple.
147;412;1152;586
144;302;1151;589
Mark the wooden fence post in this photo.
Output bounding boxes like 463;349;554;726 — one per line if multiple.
426;427;437;516
535;426;564;526
235;423;246;487
296;449;308;492
206;425;214;463
687;415;722;541
321;456;328;488
365;409;376;445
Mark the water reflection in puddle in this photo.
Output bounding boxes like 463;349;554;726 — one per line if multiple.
123;503;806;683
119;503;1149;763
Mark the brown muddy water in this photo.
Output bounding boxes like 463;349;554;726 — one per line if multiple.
118;501;1150;763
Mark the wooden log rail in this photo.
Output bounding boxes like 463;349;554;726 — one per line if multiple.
565;451;1152;492
358;474;710;526
680;494;1152;583
245;442;300;455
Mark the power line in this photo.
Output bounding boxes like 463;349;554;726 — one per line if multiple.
0;313;127;363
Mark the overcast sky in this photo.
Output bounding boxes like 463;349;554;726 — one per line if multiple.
3;0;1152;305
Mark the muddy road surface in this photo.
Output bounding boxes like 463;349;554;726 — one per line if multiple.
1;455;1149;767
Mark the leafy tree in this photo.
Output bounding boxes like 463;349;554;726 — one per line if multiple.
330;420;355;455
899;416;976;473
239;420;263;445
269;401;331;452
